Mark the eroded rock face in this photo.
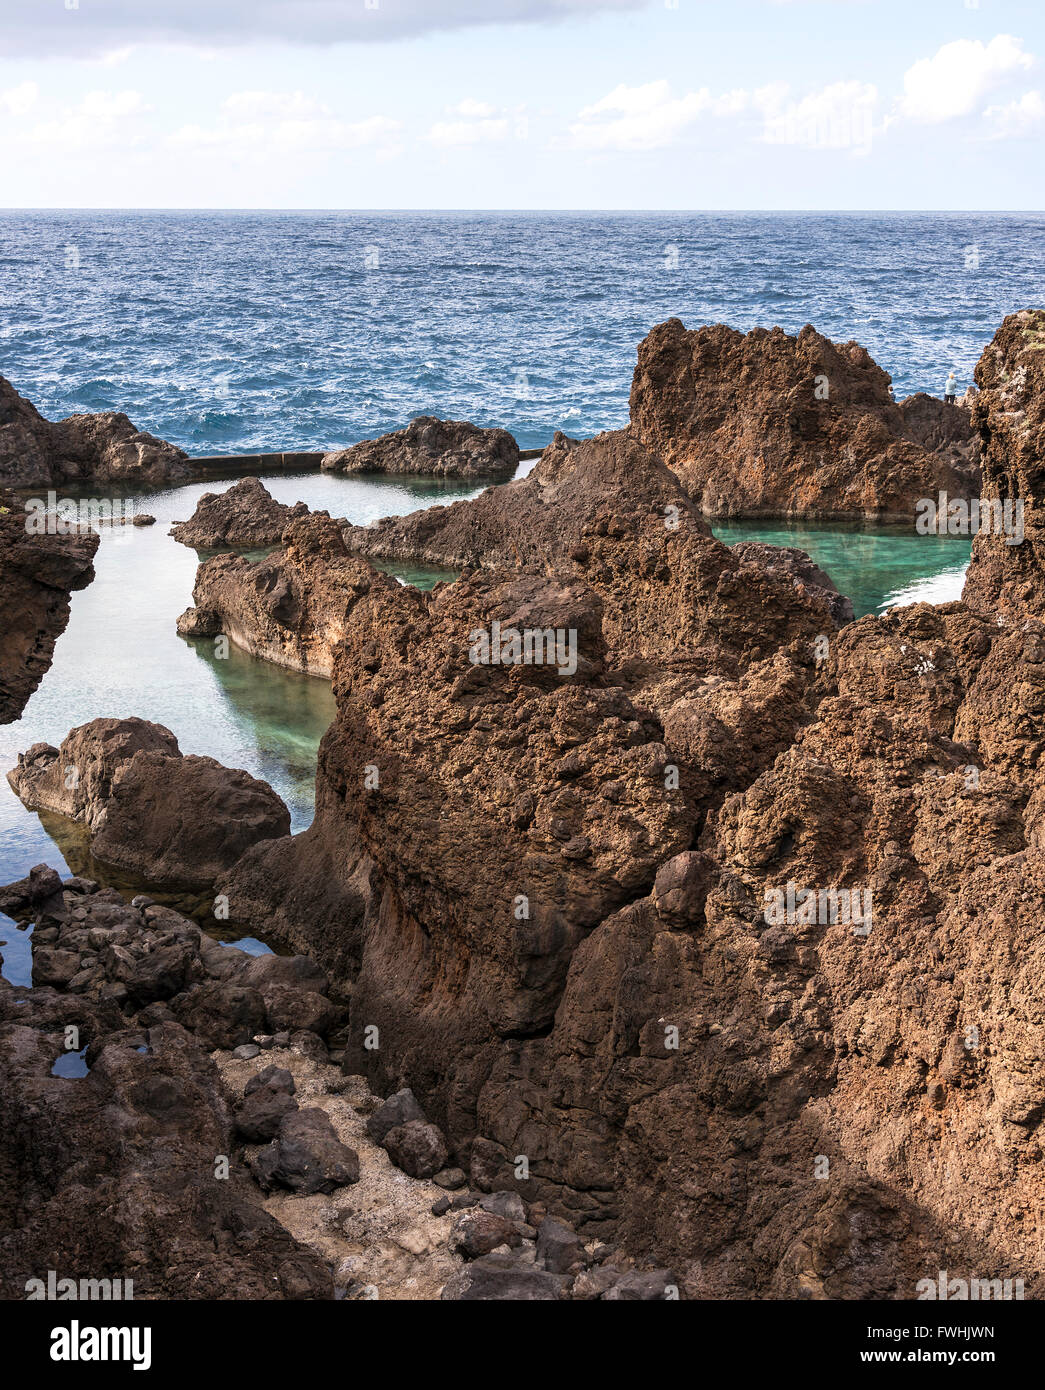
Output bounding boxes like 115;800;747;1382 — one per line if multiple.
177;514;391;677
212;313;1045;1298
341;428;698;572
0;375;190;489
322;416;519;481
223;431;848;680
962;309;1045;615
170;476;310;549
628;319;979;520
7;718;290;894
0;512;98;723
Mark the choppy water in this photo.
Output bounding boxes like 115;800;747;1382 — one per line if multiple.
1;212;1042;454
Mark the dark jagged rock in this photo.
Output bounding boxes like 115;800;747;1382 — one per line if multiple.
170;476;310;549
628;319;979;520
249;1107;360;1194
0;512;98;723
322;416;519;481
962;309;1045;615
441;1252;565;1300
382;1120;449;1179
0;993;332;1299
339;427;700;572
7;717;290;894
0;375;190;489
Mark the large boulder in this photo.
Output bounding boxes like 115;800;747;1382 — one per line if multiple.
170;476;310;549
628;318;979;520
7;717;290;894
249;1107;360;1194
0;512;98;723
0;375;190;489
322;416;519;481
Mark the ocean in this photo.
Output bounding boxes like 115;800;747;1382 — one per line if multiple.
1;211;1042;455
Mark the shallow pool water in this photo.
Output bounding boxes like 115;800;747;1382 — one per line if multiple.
0;469;477;896
711;519;971;619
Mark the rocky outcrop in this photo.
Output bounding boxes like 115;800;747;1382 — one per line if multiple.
177;514;397;677
628;319;979;520
322;416;519;481
170;476;310;549
962;309;1045;615
7;718;290;895
0;375;190;489
209;313;1045;1298
340;428;693;572
0;511;98;723
2;873;674;1301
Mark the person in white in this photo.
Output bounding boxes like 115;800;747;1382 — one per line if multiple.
944;370;959;404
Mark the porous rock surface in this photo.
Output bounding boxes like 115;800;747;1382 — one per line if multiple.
7;717;290;894
214;312;1045;1299
628;319;979;520
322;416;519;481
0;512;98;723
0;375;190;489
170;476;309;549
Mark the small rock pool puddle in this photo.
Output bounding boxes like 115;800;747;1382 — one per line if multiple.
0;469;972;983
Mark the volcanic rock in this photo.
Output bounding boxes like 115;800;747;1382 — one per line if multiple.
0;375;190;489
0;512;98;723
7;717;290;894
249;1107;361;1194
170;476;310;549
176;513;390;677
322;416;519;481
0;995;332;1299
962;308;1045;615
381;1120;449;1180
628;319;979;520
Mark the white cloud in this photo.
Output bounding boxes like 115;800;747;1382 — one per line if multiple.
0;0;651;57
899;35;1035;123
449;99;498;119
0;81;38;116
24;89;151;149
168;108;402;156
983;89;1045;139
427;117;510;146
569;81;720;150
567;78;877;153
223;90;328;120
759;80;877;152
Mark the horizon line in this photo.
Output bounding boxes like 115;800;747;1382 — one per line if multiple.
1;207;1044;216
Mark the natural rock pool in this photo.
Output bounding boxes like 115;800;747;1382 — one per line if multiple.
0;467;971;980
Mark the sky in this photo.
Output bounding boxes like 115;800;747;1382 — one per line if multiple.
0;0;1042;209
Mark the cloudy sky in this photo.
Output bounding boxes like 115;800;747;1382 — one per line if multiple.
0;0;1042;208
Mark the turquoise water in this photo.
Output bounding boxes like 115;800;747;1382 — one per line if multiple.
0;470;477;894
711;520;972;620
0;470;973;981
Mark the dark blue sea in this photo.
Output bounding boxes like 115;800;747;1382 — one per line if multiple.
1;211;1042;454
